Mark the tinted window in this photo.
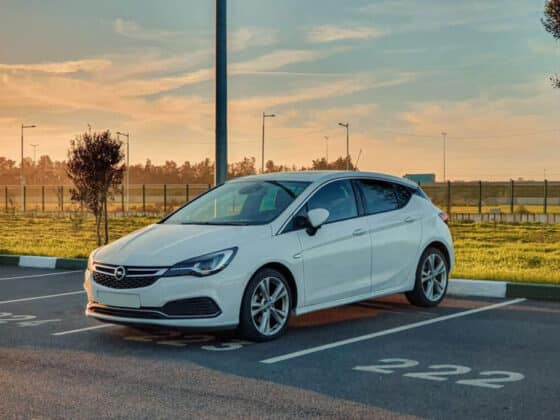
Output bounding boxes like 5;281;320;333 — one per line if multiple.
358;180;411;214
285;180;358;231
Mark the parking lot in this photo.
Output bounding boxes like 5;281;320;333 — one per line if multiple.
1;266;559;419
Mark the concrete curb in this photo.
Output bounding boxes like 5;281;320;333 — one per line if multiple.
0;254;87;270
1;254;559;302
449;278;560;302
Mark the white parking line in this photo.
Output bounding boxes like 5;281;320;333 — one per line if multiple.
52;324;113;336
260;298;526;364
0;270;83;281
0;291;85;305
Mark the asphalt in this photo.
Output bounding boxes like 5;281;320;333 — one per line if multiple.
1;266;559;419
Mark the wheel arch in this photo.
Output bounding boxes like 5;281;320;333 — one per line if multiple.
424;241;451;269
250;262;299;309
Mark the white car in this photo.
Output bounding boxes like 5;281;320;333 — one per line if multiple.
85;171;454;341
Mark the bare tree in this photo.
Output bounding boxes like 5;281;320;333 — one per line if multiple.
66;131;124;245
542;0;560;88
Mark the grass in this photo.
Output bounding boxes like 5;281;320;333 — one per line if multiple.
1;214;560;285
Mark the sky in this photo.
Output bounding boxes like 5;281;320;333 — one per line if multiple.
0;0;559;181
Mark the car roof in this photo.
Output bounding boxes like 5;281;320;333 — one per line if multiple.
227;170;418;189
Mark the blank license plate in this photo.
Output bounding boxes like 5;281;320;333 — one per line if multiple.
97;291;141;308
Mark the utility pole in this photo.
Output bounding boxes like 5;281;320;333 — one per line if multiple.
21;124;36;211
441;131;447;182
338;122;350;170
215;0;228;185
30;144;39;163
117;131;130;212
324;136;329;162
261;112;276;173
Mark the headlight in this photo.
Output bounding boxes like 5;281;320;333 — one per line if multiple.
163;247;238;277
87;250;97;272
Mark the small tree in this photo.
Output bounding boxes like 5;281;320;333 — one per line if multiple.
66;131;124;245
542;0;560;88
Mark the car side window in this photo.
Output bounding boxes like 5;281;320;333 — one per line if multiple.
357;180;411;215
285;180;358;232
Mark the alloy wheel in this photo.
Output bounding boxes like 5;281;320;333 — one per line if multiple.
250;276;290;336
421;253;447;302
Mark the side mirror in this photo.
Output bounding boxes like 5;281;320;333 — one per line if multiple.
306;208;329;235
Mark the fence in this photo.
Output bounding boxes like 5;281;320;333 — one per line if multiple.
0;184;211;215
2;181;560;218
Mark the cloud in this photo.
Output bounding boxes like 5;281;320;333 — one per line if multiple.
307;25;384;43
113;18;184;41
230;27;278;51
0;59;111;74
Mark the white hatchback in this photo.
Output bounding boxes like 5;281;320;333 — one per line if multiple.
85;171;454;341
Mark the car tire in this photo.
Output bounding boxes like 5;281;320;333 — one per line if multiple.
239;268;292;342
405;247;449;307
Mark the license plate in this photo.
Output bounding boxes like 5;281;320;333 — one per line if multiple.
97;291;141;308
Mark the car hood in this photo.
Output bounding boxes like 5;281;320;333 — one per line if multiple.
93;223;270;266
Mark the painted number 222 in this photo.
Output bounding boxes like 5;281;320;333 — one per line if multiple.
354;358;524;389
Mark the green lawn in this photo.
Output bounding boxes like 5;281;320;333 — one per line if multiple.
1;214;559;284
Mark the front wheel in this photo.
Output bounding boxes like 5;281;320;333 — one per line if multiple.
406;247;449;307
239;268;292;342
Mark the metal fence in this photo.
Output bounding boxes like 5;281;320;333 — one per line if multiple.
2;180;559;217
1;184;211;214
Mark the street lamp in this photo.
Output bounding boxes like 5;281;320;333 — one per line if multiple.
21;124;36;211
324;136;329;162
441;131;447;182
261;112;275;173
338;122;350;170
117;131;130;212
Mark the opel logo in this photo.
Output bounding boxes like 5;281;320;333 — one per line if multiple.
114;266;126;281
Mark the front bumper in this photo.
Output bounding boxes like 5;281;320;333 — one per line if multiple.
83;269;244;329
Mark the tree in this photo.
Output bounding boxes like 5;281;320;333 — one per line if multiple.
542;0;560;88
66;131;124;245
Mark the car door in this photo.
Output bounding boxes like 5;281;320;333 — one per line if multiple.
286;179;372;306
355;179;423;293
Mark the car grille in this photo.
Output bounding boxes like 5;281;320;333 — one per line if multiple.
92;263;167;289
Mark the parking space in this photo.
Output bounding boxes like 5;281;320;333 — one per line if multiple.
1;266;559;419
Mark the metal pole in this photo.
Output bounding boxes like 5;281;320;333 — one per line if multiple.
510;179;515;214
20;124;36;211
261;112;265;173
324;136;329;162
261;112;275;173
544;179;548;215
441;132;447;182
447;180;451;215
338;122;349;170
215;0;228;185
117;131;130;212
21;125;23;210
478;181;482;214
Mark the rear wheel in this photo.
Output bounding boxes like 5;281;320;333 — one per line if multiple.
406;247;448;307
239;268;292;342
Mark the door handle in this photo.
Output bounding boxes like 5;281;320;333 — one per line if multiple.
352;228;367;236
404;217;416;223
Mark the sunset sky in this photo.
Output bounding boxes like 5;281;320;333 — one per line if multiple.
0;0;559;180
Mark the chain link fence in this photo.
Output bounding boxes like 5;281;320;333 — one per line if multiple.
1;184;211;215
2;181;560;218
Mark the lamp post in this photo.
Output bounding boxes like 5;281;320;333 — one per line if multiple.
441;131;447;182
324;136;329;162
21;124;36;211
261;112;275;173
338;122;350;170
117;131;130;212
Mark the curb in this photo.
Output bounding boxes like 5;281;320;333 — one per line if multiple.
1;254;559;302
449;278;560;302
0;254;87;270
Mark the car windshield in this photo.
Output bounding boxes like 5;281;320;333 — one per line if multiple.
163;180;310;226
